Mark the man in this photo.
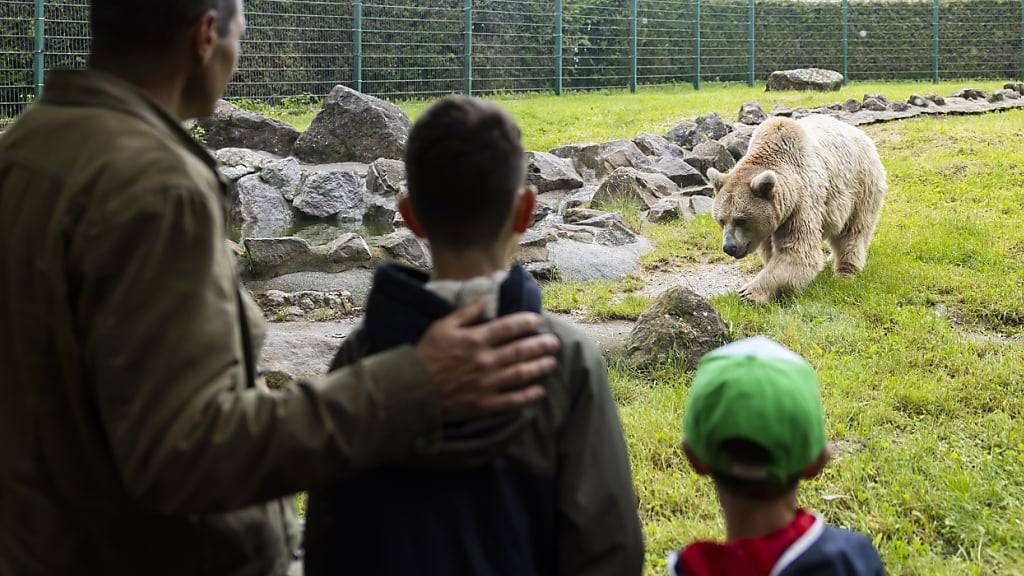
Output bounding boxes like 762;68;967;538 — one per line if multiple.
0;1;560;575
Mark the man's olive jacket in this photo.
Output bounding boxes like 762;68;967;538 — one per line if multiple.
0;70;441;576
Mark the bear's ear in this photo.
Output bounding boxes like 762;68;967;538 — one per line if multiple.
707;168;726;190
750;170;777;200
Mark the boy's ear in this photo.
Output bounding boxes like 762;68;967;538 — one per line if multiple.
801;443;833;480
683;442;713;476
398;196;427;239
512;186;537;234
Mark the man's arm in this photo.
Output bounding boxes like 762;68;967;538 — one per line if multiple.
75;183;557;515
556;337;645;576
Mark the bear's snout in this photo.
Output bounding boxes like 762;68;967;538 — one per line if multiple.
723;241;749;259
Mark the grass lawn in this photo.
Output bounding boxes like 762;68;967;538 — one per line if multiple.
262;80;1008;151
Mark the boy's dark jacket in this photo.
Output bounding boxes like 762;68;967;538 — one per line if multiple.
304;264;644;576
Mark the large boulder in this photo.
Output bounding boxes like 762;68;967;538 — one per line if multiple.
738;101;768;125
685;139;736;176
633;133;688;159
293;85;411;164
366;158;406;197
719;127;754;161
578;140;647;179
640;156;707;188
666;113;733;149
951;88;987;100
570;212;640;246
215;147;280;181
526;151;584;192
196;100;300;156
626;287;728;371
235;173;295;237
592;167;677;211
861;95;888;112
293;169;365;219
380;231;432;270
261;157;302;201
907;94;930;108
766;68;843;92
244;234;371;277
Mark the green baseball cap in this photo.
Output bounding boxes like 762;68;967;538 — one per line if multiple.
683;337;826;482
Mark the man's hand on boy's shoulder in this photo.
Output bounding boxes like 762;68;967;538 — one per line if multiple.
416;300;560;420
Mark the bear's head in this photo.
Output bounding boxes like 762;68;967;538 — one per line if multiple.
707;166;780;260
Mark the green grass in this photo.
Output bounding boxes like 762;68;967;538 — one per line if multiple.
264;80;1009;151
625;111;1024;575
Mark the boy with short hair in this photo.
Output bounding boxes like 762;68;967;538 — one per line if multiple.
304;96;644;576
671;337;885;576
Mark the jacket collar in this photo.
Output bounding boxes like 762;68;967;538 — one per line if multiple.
40;69;229;193
363;263;543;355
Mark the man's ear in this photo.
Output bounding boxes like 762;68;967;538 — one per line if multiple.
707;168;726;190
398;196;427;239
683;442;713;476
191;10;220;64
512;186;538;234
750;170;777;200
801;443;833;480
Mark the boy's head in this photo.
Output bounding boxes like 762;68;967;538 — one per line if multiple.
682;337;831;501
401;96;535;252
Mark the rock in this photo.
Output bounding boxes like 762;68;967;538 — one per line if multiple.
580;140;648;179
573;212;640;246
362;196;398;232
293;169;364;219
530;202;555;226
992;88;1020;102
592;167;677;211
526;151;584;192
926;93;946;106
235;173;295;237
366;158;406;197
907;94;929;108
771;105;793;117
244;235;371;278
1004;82;1024;95
765;68;843;92
633;133;688;158
260;157;302;201
951;88;987;100
563;207;608;224
647;197;691;223
690;195;715;215
861;96;888;112
293;84;411;164
549;143;587;161
680;184;716;198
625;287;728;371
825;102;844;111
254;289;356;321
685;139;736;176
719;127;754;161
546;239;650;282
195;100;300;156
560;186;597;211
891;101;911;112
215;147;280;181
524;261;559;281
842;99;862;113
640;156;707;188
738;101;768;125
666;113;732;149
380;231;431;270
790;108;812;119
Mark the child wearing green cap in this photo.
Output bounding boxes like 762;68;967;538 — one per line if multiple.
670;337;885;576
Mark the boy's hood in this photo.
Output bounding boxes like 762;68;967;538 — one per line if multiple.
362;262;546;467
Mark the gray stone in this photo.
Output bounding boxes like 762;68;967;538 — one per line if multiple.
235;173;295;237
633;133;688;158
577;140;648;179
294;84;411;164
293;169;364;218
625;287;728;371
547;239;650;282
245;269;376;305
592;167;677;211
573;213;640;246
255;289;356;320
640;156;707;188
366;158;406;197
526;151;584;192
861;96;888;112
690;195;715;215
560;186;597;211
215;147;280;181
647;197;691;223
766;68;843;92
563;207;608;224
842;99;862;113
666;113;732;149
771;105;793;117
738;101;768;125
244;234;371;278
680;184;715;198
685;139;736;177
991;89;1020;102
363;197;398;233
891;101;911;112
323;233;372;265
926;93;947;106
259;319;362;382
524;261;559;281
260;157;302;201
907;94;930;108
196;100;300;156
719;127;754;161
380;231;431;270
1005;82;1024;95
951;88;987;100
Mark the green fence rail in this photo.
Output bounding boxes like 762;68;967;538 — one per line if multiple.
2;0;1023;120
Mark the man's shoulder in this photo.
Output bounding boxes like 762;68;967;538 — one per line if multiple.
780;523;884;576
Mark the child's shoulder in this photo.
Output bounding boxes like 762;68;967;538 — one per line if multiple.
779;523;884;576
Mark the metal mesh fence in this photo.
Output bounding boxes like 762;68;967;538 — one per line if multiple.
2;0;1024;122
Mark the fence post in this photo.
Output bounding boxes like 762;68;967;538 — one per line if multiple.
33;0;44;98
352;0;362;93
841;0;848;85
932;0;939;83
694;0;701;90
554;0;563;95
464;0;473;95
747;0;755;86
630;0;638;93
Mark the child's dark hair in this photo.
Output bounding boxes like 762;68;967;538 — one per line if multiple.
712;438;801;501
405;96;525;248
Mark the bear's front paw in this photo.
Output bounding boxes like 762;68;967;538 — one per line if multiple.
738;281;773;305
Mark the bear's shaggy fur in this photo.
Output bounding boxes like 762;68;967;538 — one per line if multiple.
708;114;887;303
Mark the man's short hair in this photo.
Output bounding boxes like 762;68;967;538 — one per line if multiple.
405;96;525;248
90;0;238;51
711;438;801;501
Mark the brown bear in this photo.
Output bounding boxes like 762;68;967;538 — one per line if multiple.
708;114;887;303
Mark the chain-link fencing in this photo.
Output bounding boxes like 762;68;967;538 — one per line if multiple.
2;0;1023;121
